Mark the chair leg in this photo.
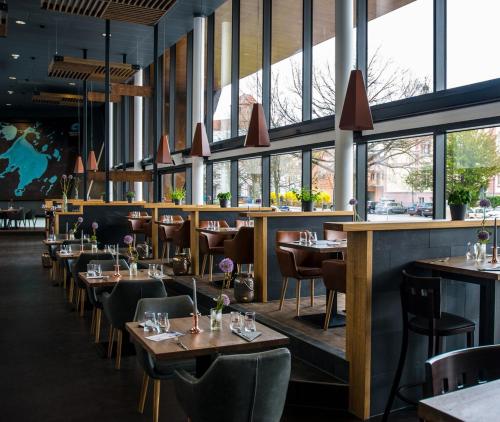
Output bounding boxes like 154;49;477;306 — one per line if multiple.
107;327;115;358
310;279;315;307
324;290;335;331
466;330;474;348
115;329;123;369
166;242;171;262
161;243;167;260
138;372;149;413
68;278;74;303
296;280;302;316
153;379;161;422
209;255;214;282
278;277;289;311
75;287;81;308
201;254;207;277
79;289;86;317
95;309;102;343
90;307;96;335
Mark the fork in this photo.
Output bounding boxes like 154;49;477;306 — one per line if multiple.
176;337;189;351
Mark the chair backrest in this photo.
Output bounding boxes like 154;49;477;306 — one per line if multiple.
425;344;500;397
134;295;193;321
173;219;191;249
73;252;114;274
224;226;254;264
322;259;346;292
275;230;314;267
90;259;129;271
401;270;441;321
128;219;143;232
177;348;291;422
324;229;347;241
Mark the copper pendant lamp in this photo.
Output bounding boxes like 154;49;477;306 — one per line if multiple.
87;150;97;171
244;103;270;147
339;69;374;131
73;155;84;174
190;122;211;157
156;134;173;164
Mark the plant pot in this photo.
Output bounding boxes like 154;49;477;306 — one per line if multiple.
301;200;313;212
219;198;230;208
210;308;223;331
234;273;255;303
127;197;133;203
173;199;181;206
449;204;467;220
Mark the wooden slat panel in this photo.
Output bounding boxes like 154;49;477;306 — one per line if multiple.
88;91;122;103
87;171;153;182
111;83;152;97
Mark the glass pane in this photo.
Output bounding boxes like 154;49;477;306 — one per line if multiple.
312;148;335;209
238;157;262;205
213;161;231;200
161;174;173;202
270;152;302;210
174;172;186;191
239;0;263;136
175;36;187;151
367;0;433;105
213;0;232;142
270;0;302;128
367;136;433;220
447;0;500;88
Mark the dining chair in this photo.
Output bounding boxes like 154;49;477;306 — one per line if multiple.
275;231;322;316
158;215;184;261
199;220;229;281
174;348;291;422
133;296;196;422
382;270;476;422
321;258;346;330
172;220;191;257
223;226;254;274
101;280;167;369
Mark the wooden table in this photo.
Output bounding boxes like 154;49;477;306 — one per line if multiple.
127;215;152;221
414;256;500;345
418;378;500;421
155;220;182;226
0;208;22;228
278;239;347;253
196;227;239;235
79;269;159;288
126;313;289;375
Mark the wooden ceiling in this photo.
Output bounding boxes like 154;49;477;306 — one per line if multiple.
32;91;122;106
40;0;177;26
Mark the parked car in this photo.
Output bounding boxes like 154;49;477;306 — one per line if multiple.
367;201;377;214
416;202;433;217
468;207;495;219
374;201;407;215
407;204;418;216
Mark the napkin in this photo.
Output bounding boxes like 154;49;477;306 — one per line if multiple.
233;330;262;342
146;332;183;342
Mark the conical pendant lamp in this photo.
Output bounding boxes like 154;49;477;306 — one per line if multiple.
156;134;173;164
189;122;211;157
339;69;374;131
244;103;270;147
73;155;84;174
87;150;97;171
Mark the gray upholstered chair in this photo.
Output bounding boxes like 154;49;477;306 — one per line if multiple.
101;280;167;369
133;296;196;422
174;348;291;422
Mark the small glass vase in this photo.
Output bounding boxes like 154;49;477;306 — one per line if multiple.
74;188;79;200
210;308;222;331
475;242;487;262
91;240;98;253
62;193;68;212
129;262;138;276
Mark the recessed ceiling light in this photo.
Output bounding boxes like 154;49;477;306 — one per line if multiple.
68;82;76;86
8;76;16;80
6;104;12;106
101;33;112;37
7;91;14;95
11;53;20;60
15;20;26;25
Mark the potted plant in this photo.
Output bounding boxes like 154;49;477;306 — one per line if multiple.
448;188;472;220
217;192;231;208
293;188;321;212
171;188;186;205
126;191;135;203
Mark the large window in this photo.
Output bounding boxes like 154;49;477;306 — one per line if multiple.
367;0;433;105
162;171;186;202
447;0;500;88
270;152;302;210
163;49;170;139
175;36;188;151
312;147;334;208
238;157;262;206
213;161;231;201
213;0;232;142
367;136;433;220
238;0;263;136
270;0;302;128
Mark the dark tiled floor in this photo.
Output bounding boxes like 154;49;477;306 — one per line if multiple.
0;233;417;422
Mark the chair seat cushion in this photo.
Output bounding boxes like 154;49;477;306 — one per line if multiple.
409;312;475;335
208;246;225;254
152;358;196;380
297;266;322;277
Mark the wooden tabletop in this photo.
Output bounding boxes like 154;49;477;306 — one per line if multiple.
78;269;159;287
127;215;152;220
126;313;289;360
56;250;83;259
0;208;21;213
414;256;500;280
154;220;183;226
419;378;500;422
278;239;347;253
196;227;239;235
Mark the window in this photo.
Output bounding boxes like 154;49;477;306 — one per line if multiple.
213;0;232;142
163;49;170;139
238;157;262;205
175;36;188;151
270;0;302;128
213;161;231;201
238;0;263;136
270;152;302;209
367;0;433;105
162;171;186;202
367;136;433;220
312;147;334;207
447;0;500;88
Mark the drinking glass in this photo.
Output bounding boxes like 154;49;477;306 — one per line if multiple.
156;312;170;333
148;264;156;277
244;312;256;332
154;264;164;278
215;221;220;230
229;312;242;332
143;312;157;332
310;232;318;244
249;220;254;227
299;232;306;244
94;264;102;277
67;244;72;253
87;264;96;277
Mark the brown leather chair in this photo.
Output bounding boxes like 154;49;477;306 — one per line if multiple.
224;227;254;273
172;220;191;256
276;231;322;316
235;219;248;229
158;216;184;261
143;220;153;242
128;219;145;238
321;259;346;330
324;229;347;241
199;220;229;281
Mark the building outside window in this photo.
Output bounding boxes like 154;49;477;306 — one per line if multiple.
213;161;231;202
312;147;335;208
162;172;186;202
174;36;188;151
270;152;302;210
238;157;262;206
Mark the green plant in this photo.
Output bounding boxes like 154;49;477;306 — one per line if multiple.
171;188;186;201
293;188;321;203
448;188;473;205
216;192;232;200
126;191;135;199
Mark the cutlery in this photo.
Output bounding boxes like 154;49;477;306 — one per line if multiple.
176;338;189;350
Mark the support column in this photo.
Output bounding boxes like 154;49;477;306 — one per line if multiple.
191;15;206;205
108;102;114;201
334;0;354;210
134;69;144;201
153;24;160;202
82;49;88;201
104;19;111;202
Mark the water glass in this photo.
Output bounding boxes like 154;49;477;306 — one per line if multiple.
67;244;72;253
143;312;157;332
244;312;256;332
148;264;156;277
154;264;164;278
87;264;96;277
94;264;102;277
299;231;306;244
215;221;220;230
310;232;318;244
156;312;170;333
229;312;242;332
249;220;254;227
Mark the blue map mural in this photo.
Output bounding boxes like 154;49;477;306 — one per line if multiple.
0;121;77;199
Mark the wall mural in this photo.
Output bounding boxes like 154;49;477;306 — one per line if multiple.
0;121;78;200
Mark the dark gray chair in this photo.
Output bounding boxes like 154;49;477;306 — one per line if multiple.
101;280;167;369
133;296;196;422
174;348;291;422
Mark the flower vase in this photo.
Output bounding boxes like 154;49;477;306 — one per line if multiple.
129;262;138;276
62;194;68;212
68;230;75;240
475;243;487;262
74;187;79;200
210;308;222;331
91;240;98;253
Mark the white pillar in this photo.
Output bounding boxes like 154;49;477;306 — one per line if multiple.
334;0;354;210
192;15;206;205
220;21;231;87
134;69;144;201
108;102;114;202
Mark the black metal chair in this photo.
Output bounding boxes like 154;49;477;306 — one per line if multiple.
382;270;476;421
174;348;291;422
133;296;196;422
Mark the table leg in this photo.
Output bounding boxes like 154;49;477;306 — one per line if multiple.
479;282;500;345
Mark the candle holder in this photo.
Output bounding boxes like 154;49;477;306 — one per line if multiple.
113;264;121;279
189;311;203;334
490;246;498;264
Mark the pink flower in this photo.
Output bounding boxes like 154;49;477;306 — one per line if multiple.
479;198;491;208
77;217;83;223
91;222;98;230
349;198;358;206
219;258;234;274
221;293;230;307
62;174;67;180
478;230;490;242
123;235;133;245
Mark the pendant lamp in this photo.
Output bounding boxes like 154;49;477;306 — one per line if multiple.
87;150;97;171
156;134;172;164
339;69;374;131
190;122;211;157
244;103;270;147
73;155;84;174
